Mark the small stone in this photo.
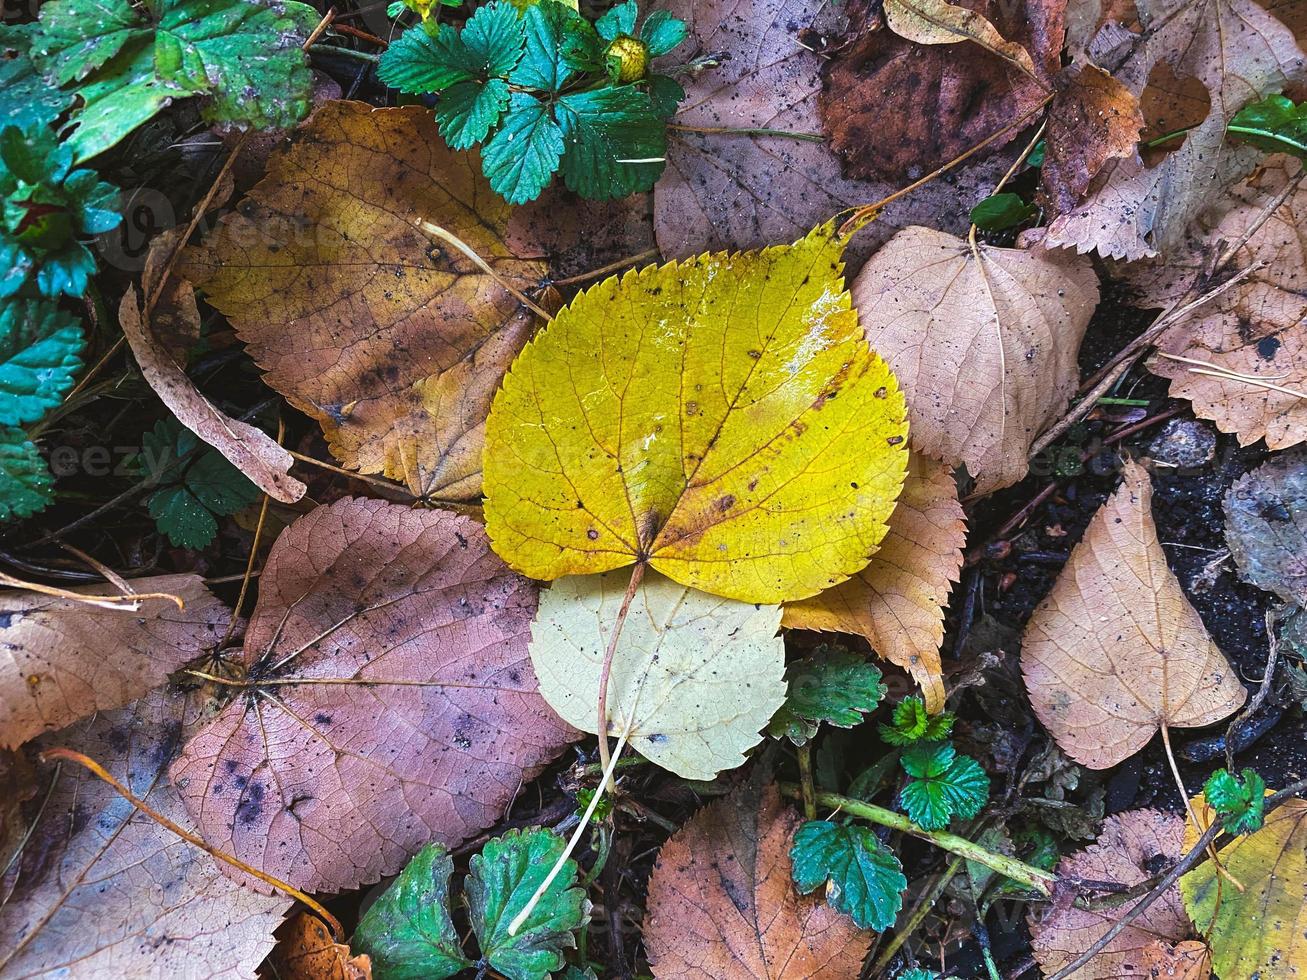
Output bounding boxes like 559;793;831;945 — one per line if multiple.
1147;419;1217;470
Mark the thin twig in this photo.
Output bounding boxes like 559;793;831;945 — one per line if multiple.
596;563;645;787
413;218;554;320
1226;612;1280;773
548;248;662;288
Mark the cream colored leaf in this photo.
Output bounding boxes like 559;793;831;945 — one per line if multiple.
852;226;1099;493
1021;460;1246;769
530;570;786;780
883;0;1039;80
782;454;965;713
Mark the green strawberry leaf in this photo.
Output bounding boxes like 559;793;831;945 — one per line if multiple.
0;426;51;521
0;299;84;426
646;73;685;117
183;449;259;517
1229;93;1307;159
436;78;511;149
353;842;472;980
556;84;665;199
380;5;525;95
466;828;590;980
460;1;528;75
147;485;219;549
1204;767;1266;836
481;93;563;204
896;970;941;980
30;0;142;84
511;0;587;91
595;0;637;41
639;10;687;56
899;742;989;831
969;192;1037;232
769;645;886;745
0;26;77;132
790;820;907;931
879;696;955;746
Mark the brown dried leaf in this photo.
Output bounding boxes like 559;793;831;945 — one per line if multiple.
0;691;291;977
268;913;372;980
1041;63;1145;215
1029;808;1199;979
119;285;306;504
644;779;871;978
182;101;549;501
1045;0;1306;259
782;455;966;713
0;573;229;748
649;0;1014;265
883;0;1040;78
821;0;1063;182
852;226;1099;493
1021;460;1246;769
171;497;577;893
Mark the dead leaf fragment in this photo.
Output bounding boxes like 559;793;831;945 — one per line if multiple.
183;101;549;500
0;573;229;748
1029;809;1201;979
171;497;577;893
0;692;291;978
1041;63;1145;216
783;455;966;713
852;226;1099;493
1224;448;1307;605
821;0;1062;181
1022;461;1246;769
644;778;871;978
269;913;372;980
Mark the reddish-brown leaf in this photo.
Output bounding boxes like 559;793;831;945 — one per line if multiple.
267;913;372;980
644;779;870;978
171;497;577;893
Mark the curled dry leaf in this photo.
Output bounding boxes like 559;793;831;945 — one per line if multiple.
483;224;909;604
1224;448;1307;606
1029;809;1201;980
1041;63;1145;216
644;778;871;978
182;100;550;501
0;691;291;978
1045;0;1306;259
882;0;1040;79
782;454;966;714
852;225;1099;494
269;913;373;980
649;0;1015;264
170;498;577;893
1182;792;1307;980
0;573;229;748
821;0;1062;182
1022;461;1247;769
530;570;786;780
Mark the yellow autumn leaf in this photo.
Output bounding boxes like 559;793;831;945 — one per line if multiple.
483;224;910;604
1182;791;1307;980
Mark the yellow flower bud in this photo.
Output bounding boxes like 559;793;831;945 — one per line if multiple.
605;35;649;83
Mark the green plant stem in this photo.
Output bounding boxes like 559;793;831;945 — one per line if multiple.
1144;125;1196;148
780;785;1056;895
1227;124;1307;157
871;851;965;974
797;744;817;821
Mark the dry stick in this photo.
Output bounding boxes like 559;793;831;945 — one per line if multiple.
840;94;1053;236
39;747;346;942
413;218;554;320
1156;351;1307;401
966;119;1048;250
548;248;662;288
667;123;826;141
219;420;282;648
0;571;184;610
872;851;967;975
1226;612;1281;773
1159;721;1241;891
1214;169;1306;270
286;448;417;498
595;563;646;786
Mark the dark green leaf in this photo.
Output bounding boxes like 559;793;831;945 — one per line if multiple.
378;26;474;93
639;10;687;56
557;84;665;199
436;78;511;149
511;0;585;91
147;485;218;549
969;192;1037;231
900;742;989;830
0;26;76;131
466;827;590;980
790;820;907;931
460;2;527;76
481;93;563;204
0;299;84;426
595;0;637;42
879;696;955;746
184;450;259;517
896;970;941;980
30;0;142;84
646;73;684;117
768;645;885;745
353;842;472;980
0;425;51;521
1204;767;1266;836
1229;93;1307;159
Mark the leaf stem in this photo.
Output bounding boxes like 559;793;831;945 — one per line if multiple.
797;744;817;821
596;562;645;787
668;123;826;142
782;785;1055;894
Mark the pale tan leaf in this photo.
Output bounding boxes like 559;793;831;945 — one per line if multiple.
1029;809;1200;979
0;573;229;748
883;0;1040;79
852;226;1099;493
644;778;871;979
182;101;550;501
782;455;965;713
530;570;786;780
1021;460;1246;769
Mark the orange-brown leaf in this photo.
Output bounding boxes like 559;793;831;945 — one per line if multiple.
644;779;871;978
783;455;965;713
1021;461;1246;769
268;913;372;980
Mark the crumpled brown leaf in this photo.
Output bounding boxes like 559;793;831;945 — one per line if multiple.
171;497;577;893
0;691;291;978
783;455;966;714
183;100;550;501
1029;809;1202;979
821;0;1062;182
268;913;372;980
1021;460;1247;769
852;226;1099;493
1045;0;1306;259
0;573;229;748
1224;448;1307;606
644;778;870;978
649;0;1014;265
